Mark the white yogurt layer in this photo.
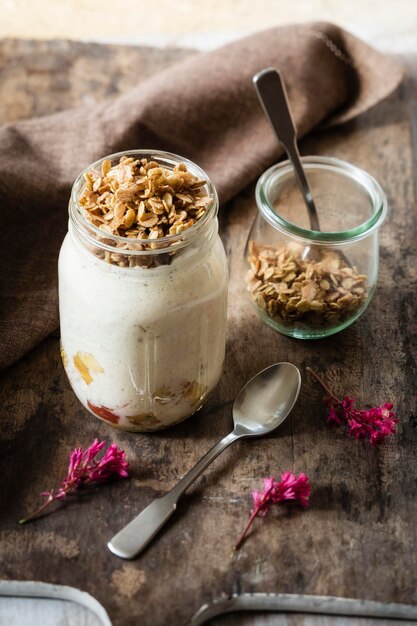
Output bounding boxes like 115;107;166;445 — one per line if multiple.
59;228;228;431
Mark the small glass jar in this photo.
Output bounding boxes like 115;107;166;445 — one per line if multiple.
245;156;387;339
59;150;228;431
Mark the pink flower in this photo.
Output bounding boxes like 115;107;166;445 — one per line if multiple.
235;472;311;549
275;471;311;508
20;439;129;524
327;404;342;425
308;368;398;447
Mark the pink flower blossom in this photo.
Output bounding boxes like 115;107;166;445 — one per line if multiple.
235;472;311;549
20;439;129;524
309;368;398;447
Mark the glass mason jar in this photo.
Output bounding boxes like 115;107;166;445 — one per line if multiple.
59;150;228;431
245;156;387;339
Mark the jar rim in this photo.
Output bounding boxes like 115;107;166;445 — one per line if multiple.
69;149;218;256
255;156;387;243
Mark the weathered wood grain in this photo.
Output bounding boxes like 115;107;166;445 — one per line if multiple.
1;40;416;626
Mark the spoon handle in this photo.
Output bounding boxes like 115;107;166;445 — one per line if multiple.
253;68;321;232
107;431;238;559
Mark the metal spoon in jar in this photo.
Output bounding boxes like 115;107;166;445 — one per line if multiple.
253;68;321;233
108;362;301;560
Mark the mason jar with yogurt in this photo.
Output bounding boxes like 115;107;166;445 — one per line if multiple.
59;150;228;432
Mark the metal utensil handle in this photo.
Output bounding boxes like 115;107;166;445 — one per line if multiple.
191;593;417;625
287;138;321;231
253;67;297;149
253;67;321;232
107;431;238;559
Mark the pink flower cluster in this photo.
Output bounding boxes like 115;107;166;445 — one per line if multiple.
326;395;397;447
308;368;398;447
48;439;129;501
252;472;311;515
235;471;311;549
20;439;128;524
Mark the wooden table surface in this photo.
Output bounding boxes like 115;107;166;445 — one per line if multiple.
1;39;417;626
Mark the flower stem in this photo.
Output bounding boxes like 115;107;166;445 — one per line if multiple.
19;494;55;525
235;508;259;550
306;367;340;403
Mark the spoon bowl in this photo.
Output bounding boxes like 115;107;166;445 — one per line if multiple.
233;362;301;436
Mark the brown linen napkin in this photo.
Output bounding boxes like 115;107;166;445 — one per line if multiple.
0;22;402;371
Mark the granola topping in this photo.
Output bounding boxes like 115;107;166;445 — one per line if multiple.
80;156;211;240
246;241;368;327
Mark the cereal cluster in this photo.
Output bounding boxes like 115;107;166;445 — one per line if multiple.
80;156;211;240
246;241;367;327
